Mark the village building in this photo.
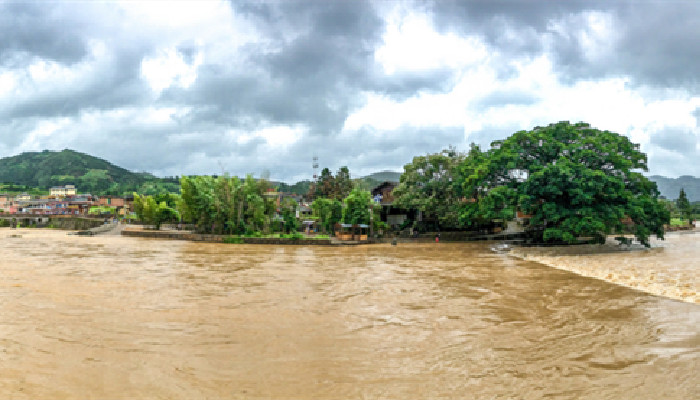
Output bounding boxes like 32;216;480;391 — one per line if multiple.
0;194;15;213
371;181;414;229
16;193;33;201
50;185;77;197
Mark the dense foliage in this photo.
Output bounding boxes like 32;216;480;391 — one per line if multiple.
178;175;276;234
309;166;353;200
392;147;467;229
133;194;180;230
0;183;46;195
460;121;669;246
341;188;379;226
311;198;343;233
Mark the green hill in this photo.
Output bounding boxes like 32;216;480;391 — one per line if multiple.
0;149;177;195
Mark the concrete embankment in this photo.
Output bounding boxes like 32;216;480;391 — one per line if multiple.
73;222;125;236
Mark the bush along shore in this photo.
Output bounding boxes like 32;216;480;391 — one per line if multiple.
121;228;335;245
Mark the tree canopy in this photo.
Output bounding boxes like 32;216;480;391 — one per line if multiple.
342;188;372;225
311;197;343;233
133;193;180;230
459;121;669;246
392;147;466;229
309;166;354;200
178;175;275;234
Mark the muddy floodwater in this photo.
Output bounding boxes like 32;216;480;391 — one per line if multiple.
511;231;700;303
1;229;698;399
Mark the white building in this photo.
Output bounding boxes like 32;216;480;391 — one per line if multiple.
50;185;77;197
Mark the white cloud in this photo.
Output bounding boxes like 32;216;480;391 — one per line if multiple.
375;11;488;74
233;124;305;147
141;48;201;93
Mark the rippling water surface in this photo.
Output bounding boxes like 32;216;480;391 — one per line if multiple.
511;231;700;303
1;229;698;399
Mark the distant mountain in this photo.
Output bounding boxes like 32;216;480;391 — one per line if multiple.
0;149;173;195
648;175;700;201
362;171;402;182
348;171;401;192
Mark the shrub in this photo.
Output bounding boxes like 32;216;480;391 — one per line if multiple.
223;236;244;244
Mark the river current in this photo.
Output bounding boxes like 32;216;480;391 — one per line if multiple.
1;229;698;399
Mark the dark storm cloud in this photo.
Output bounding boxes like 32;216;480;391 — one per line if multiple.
430;0;700;89
2;47;152;120
176;0;383;135
0;2;158;121
431;1;601;54
0;2;89;65
369;68;457;99
167;0;458;136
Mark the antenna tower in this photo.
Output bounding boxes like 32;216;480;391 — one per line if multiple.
312;155;319;181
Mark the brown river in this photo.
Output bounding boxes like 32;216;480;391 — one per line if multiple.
1;229;698;399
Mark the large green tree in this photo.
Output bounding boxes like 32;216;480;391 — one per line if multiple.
460;121;669;246
342;188;372;225
393;147;466;229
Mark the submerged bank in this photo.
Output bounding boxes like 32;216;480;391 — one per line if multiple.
510;230;700;304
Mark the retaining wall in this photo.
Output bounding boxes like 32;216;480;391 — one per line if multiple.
49;217;104;231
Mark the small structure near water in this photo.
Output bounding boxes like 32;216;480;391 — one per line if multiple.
334;223;369;241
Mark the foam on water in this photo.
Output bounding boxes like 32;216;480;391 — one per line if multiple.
510;231;700;303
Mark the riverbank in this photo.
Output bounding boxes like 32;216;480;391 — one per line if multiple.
509;229;700;304
121;226;335;245
120;226;531;246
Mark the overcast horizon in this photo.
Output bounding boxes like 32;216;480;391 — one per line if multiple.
1;0;698;182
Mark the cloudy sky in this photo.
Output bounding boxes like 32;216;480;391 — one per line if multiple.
1;0;698;182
